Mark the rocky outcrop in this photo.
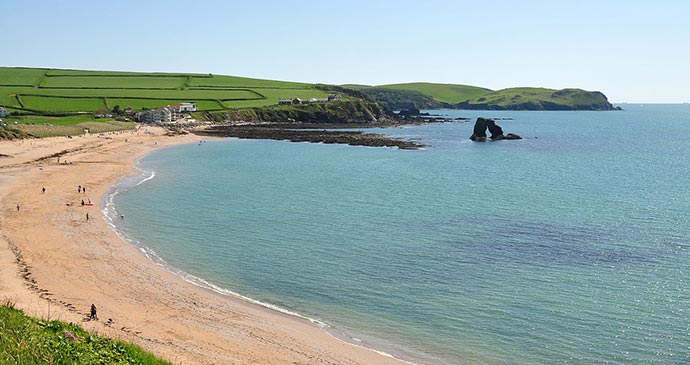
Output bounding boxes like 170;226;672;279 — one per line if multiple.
219;100;401;125
398;107;421;117
194;126;423;150
470;117;521;141
486;119;503;139
470;117;489;141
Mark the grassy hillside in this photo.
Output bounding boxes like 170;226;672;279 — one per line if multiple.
375;82;492;104
0;302;170;364
458;87;616;110
346;82;491;110
0;67;330;114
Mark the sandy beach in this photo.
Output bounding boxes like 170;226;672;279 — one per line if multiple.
0;128;409;365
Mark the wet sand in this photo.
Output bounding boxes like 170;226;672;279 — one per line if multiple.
0;127;409;365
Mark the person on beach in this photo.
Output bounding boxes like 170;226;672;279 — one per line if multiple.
90;304;97;320
86;212;89;221
83;187;86;194
81;199;85;206
41;187;46;194
16;204;20;211
78;185;81;193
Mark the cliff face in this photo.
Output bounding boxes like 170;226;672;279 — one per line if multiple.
218;100;401;125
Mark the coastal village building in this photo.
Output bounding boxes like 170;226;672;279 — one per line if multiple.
135;102;196;123
168;102;197;120
179;102;197;112
0;106;10;118
136;107;172;124
278;95;341;105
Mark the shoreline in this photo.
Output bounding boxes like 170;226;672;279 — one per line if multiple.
104;146;426;364
0;129;414;365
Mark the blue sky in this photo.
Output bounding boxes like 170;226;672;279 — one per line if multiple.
2;0;689;102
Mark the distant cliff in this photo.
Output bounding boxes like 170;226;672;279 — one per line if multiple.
456;88;619;111
345;83;619;111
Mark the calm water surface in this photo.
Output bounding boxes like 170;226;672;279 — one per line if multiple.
108;104;690;365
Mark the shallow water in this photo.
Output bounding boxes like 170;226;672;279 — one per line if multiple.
109;104;690;365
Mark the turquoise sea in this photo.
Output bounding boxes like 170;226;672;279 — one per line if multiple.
106;104;690;365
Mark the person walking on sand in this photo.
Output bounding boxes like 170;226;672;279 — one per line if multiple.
83;187;86;194
16;204;20;211
78;185;81;193
41;187;46;194
81;199;85;206
90;304;97;320
86;212;89;221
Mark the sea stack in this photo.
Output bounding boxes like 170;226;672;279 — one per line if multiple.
470;117;521;141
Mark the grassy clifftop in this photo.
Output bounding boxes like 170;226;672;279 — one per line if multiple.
458;87;617;110
0;303;169;364
374;82;492;104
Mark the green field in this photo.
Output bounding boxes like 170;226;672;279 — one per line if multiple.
40;76;188;89
0;67;46;86
21;95;107;112
0;67;330;114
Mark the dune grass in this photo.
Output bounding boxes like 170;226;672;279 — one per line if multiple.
0;301;170;365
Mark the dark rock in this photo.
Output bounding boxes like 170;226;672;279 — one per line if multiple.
195;126;423;150
470;117;490;141
398;108;421;117
470;117;521;142
486;119;504;139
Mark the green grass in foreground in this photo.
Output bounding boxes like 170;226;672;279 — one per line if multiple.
0;302;170;365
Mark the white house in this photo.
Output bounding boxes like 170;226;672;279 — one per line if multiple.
179;102;197;112
167;103;196;120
